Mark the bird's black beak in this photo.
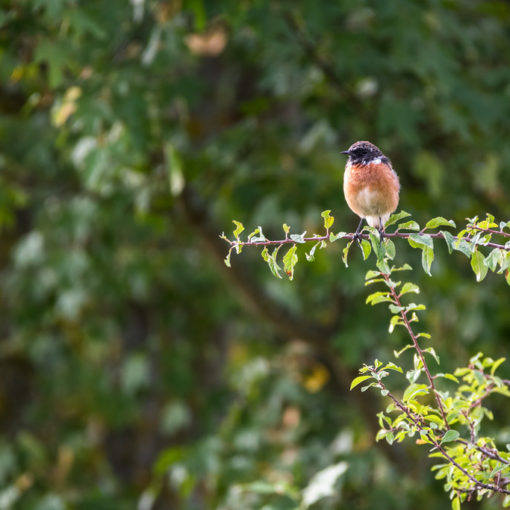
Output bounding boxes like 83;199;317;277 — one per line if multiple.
340;150;350;155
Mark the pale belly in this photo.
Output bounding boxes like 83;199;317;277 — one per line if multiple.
345;186;396;228
352;187;389;216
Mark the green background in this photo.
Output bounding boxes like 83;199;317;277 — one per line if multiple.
1;1;510;508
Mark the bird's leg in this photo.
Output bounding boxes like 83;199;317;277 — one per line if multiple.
378;217;384;245
353;218;364;243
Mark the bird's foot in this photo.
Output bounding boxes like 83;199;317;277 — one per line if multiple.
353;232;363;244
377;220;385;245
353;218;364;244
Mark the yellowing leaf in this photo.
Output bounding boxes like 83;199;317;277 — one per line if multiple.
321;209;334;230
232;220;245;239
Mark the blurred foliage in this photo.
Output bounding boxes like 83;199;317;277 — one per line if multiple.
1;0;510;508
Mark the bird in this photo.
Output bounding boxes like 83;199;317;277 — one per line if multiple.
341;141;400;238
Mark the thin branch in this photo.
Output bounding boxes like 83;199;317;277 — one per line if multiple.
376;377;510;495
224;230;510;252
468;225;510;238
382;273;450;430
457;438;510;466
468;384;495;412
178;184;409;468
226;233;329;247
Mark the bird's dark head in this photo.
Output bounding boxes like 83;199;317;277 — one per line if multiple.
341;141;384;165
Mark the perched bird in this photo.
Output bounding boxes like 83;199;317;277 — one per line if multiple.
341;141;400;236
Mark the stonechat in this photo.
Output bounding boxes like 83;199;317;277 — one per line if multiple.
341;141;400;236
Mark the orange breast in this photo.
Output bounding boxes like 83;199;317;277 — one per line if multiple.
343;161;400;218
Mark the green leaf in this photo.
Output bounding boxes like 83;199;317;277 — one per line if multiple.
250;226;266;242
350;375;372;390
376;258;391;274
479;213;497;228
400;282;420;296
232;220;245;239
360;239;371;260
283;244;298;280
406;303;425;312
376;429;388;442
403;383;429;402
388;315;403;333
485;248;503;272
421;247;434;276
440;429;460;444
426;414;447;427
423;347;440;364
305;241;320;262
342;240;353;267
490;357;506;376
454;239;473;258
385;210;411;228
408;233;434;250
383;362;403;373
471;249;488;282
365;270;381;280
406;369;421;384
451;496;461;510
247;227;261;242
424;217;456;230
262;246;283;279
270;245;283;278
290;231;307;243
397;221;420;231
224;247;233;267
282;223;290;235
392;263;413;272
366;291;392;305
440;230;455;254
330;231;347;242
385;239;396;260
369;232;384;261
488;463;507;478
321;209;334;230
406;234;436;275
435;373;459;383
473;369;485;385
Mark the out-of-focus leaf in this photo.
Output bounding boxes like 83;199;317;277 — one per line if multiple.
301;462;348;507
